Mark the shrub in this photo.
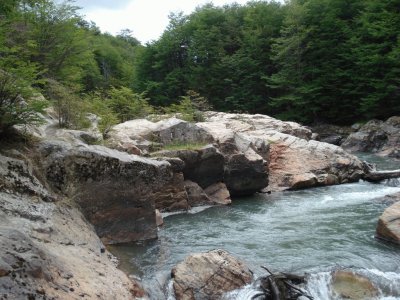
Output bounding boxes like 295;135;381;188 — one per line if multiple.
108;86;153;122
83;91;119;136
164;90;211;122
0;70;47;136
45;79;89;129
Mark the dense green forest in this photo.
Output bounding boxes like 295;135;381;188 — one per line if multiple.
1;0;400;135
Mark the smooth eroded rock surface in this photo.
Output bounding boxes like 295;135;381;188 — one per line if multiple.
331;270;379;299
376;201;400;245
171;249;253;300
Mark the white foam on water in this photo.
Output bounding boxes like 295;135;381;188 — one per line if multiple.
222;284;263;300
305;271;333;300
305;269;400;300
166;279;176;300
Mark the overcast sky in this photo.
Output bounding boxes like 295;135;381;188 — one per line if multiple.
72;0;252;44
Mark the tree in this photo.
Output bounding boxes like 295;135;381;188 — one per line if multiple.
0;70;47;136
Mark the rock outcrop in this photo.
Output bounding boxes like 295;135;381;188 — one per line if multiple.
0;152;143;299
107;118;213;154
199;113;363;191
260;131;364;191
37;141;172;244
109;112;365;193
342;116;400;158
171;249;253;300
376;200;400;245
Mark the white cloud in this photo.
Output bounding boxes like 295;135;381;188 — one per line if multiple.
78;0;251;43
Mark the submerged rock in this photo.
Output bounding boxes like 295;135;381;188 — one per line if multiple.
376;201;400;245
331;270;379;299
171;249;253;300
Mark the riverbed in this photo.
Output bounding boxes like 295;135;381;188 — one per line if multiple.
110;154;400;299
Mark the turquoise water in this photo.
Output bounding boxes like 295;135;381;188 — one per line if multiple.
110;154;400;299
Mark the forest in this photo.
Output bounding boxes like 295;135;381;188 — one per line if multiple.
1;0;399;136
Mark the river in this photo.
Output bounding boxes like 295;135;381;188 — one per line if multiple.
109;154;400;299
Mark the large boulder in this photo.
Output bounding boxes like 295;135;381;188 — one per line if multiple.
198;113;364;191
0;153;142;299
196;123;269;195
342;116;400;158
37;141;172;244
202;111;312;140
376;200;400;245
171;249;253;300
239;130;364;191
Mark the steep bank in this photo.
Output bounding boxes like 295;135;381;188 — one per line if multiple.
0;152;143;299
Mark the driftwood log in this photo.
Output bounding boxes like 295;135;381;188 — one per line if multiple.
362;161;400;183
251;266;313;300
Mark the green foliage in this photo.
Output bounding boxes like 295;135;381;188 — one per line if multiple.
164;90;210;122
45;79;88;128
0;70;48;135
134;2;286;113
1;0;400;130
107;86;153;122
82;92;118;136
135;0;400;124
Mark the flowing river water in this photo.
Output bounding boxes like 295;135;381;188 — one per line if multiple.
110;154;400;299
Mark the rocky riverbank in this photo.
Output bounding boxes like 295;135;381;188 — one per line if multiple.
1;111;398;299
